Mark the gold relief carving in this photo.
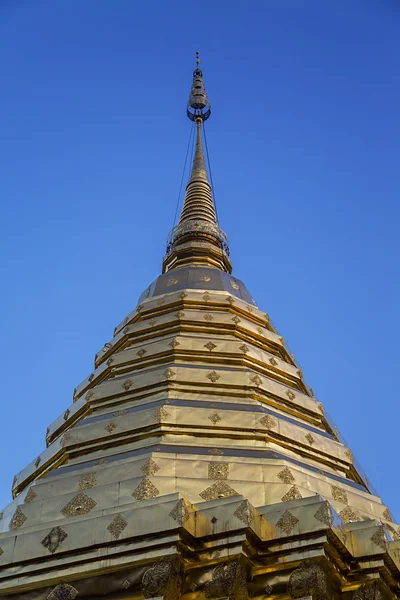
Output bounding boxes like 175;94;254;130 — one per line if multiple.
208;448;224;455
63;408;70;421
227;295;235;304
164;368;176;380
199;273;211;282
107;357;114;367
370;527;388;551
250;374;262;387
239;343;249;353
175;310;185;318
132;477;159;500
179;291;188;299
152;406;170;422
107;513;128;539
199;480;239;500
281;485;302;502
169;498;190;525
205;558;247;600
96;458;107;465
317;402;325;414
264;583;273;594
61;493;97;518
123;379;133;390
234;500;254;525
169;337;180;348
286;389;296;401
122;580;131;589
247;305;253;313
269;356;278;366
141;458;160;476
207;370;220;383
157;297;165;306
305;433;315;445
9;507;27;530
256;326;263;335
61;432;74;448
339;506;360;523
105;421;116;434
331;485;348;504
382;506;392;521
167;277;179;286
278;466;295;484
35;456;41;468
230;279;240;290
232;315;241;324
259;414;277;429
79;472;96;490
276;510;299;535
88;373;94;382
314;501;334;527
203;313;214;321
41;526;68;554
287;560;327;600
149;319;157;327
142;556;181;599
345;448;354;463
208;461;229;480
209;412;222;425
353;581;385;599
137;348;147;358
203;291;211;301
86;390;94;400
204;341;217;351
25;488;37;503
47;583;78;600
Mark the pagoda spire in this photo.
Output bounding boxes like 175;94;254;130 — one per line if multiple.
163;54;231;273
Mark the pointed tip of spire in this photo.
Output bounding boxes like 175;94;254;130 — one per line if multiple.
187;54;211;122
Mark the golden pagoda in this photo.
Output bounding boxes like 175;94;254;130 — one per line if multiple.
1;56;399;600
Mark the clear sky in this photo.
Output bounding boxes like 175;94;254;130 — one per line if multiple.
1;1;399;517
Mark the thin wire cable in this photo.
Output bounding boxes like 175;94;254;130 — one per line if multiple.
172;122;194;229
202;120;219;222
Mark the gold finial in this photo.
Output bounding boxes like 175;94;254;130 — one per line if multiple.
196;51;200;67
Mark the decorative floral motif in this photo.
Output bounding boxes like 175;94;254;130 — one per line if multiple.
231;315;241;324
286;389;296;401
157;297;165;306
204;341;217;351
259;414;277;429
47;583;78;600
250;374;262;387
370;527;387;551
226;296;235;304
344;448;354;463
208;448;224;455
61;432;74;448
203;313;214;322
256;327;263;335
169;337;180;348
199;274;211;282
63;409;70;421
132;477;159;500
164;368;175;380
137;348;147;358
305;433;315;446
107;357;114;366
288;561;327;600
169;499;190;525
230;280;239;290
382;507;392;521
269;357;278;366
105;422;116;434
141;556;180;599
60;492;97;518
122;379;133;391
25;488;37;503
79;473;96;490
317;402;325;414
207;371;220;383
167;277;179;286
41;526;68;554
199;480;239;501
203;291;211;301
149;319;157;327
107;513;128;539
209;412;221;425
233;500;254;525
141;458;160;476
152;407;170;422
339;506;359;523
276;510;299;535
208;462;229;480
239;344;249;353
179;291;188;299
281;485;302;502
331;485;348;504
122;580;131;589
9;507;27;530
175;311;185;318
353;581;385;600
314;502;334;527
278;467;295;484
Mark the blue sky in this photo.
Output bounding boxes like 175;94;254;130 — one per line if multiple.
1;1;399;517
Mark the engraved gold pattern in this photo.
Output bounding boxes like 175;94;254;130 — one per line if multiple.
208;462;229;480
317;402;325;414
137;348;147;358
152;407;170;422
331;485;348;504
232;315;240;324
239;344;249;353
208;448;224;455
199;274;211;282
286;389;296;401
9;507;27;530
276;510;299;535
250;374;262;387
25;488;37;503
382;507;392;521
61;492;97;517
203;313;214;321
209;412;221;424
149;319;157;326
344;448;354;463
157;297;165;306
175;311;185;318
169;338;180;348
169;499;190;525
105;422;116;434
234;500;254;525
314;502;334;527
41;526;68;553
305;433;315;445
204;341;217;351
370;527;387;551
167;277;179;286
122;379;133;390
164;368;175;379
259;414;277;429
207;371;220;383
107;513;128;539
79;473;97;490
47;583;78;600
199;480;239;500
269;357;278;366
281;485;302;502
339;506;359;523
61;432;73;448
132;477;159;500
278;467;295;484
179;291;188;299
203;291;211;301
227;296;235;304
122;580;131;589
141;458;160;476
230;280;239;290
